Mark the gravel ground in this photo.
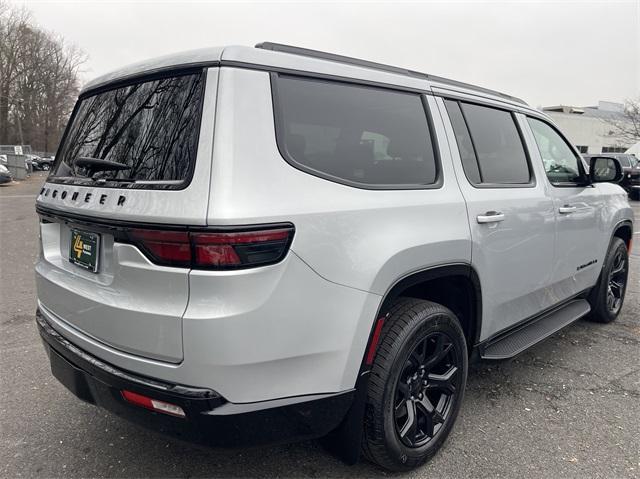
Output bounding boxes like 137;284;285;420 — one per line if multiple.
1;174;638;478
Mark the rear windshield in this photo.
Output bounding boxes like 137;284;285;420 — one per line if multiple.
51;71;205;189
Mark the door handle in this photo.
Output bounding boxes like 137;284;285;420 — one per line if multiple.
558;205;577;214
477;211;505;224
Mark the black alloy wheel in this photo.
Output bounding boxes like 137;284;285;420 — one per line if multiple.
587;237;629;323
393;332;458;447
606;247;627;315
362;298;467;471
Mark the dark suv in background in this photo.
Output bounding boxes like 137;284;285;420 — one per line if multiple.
585;153;640;200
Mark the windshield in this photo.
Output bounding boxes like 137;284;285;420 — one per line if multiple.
51;70;205;188
617;155;631;167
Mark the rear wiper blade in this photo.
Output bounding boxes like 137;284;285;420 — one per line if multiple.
76;156;131;173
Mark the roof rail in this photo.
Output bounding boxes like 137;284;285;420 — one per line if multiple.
255;42;527;106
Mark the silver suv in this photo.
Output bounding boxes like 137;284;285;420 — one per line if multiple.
35;43;634;471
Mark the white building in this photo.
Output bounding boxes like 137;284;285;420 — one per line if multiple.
542;101;634;154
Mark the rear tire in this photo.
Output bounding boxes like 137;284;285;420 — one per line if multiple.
587;237;629;323
362;298;467;471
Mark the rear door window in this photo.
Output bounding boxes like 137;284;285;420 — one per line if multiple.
459;102;531;185
51;71;205;189
272;75;439;188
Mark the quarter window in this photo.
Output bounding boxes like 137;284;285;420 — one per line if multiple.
527;117;583;184
443;100;481;184
273;75;438;188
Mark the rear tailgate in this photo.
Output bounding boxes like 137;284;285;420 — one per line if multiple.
35;67;219;363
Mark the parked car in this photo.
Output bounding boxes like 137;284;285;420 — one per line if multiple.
584;153;640;200
32;156;55;171
0;163;13;184
34;43;633;472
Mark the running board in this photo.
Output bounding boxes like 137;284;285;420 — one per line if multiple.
481;299;591;360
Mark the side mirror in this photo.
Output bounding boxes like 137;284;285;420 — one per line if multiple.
589;156;623;183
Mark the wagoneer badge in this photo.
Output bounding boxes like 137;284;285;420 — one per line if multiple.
39;187;126;207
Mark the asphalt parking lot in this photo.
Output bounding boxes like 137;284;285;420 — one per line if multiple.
1;174;638;478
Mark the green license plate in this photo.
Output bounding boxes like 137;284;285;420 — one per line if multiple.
69;229;100;273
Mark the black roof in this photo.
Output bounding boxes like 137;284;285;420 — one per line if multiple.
255;42;527;105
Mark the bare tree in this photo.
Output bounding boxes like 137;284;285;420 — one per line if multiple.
602;98;640;145
0;0;86;152
0;1;30;143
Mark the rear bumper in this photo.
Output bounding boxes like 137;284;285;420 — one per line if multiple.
36;308;354;447
36;208;381;402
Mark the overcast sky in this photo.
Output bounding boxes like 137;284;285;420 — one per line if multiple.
11;0;640;107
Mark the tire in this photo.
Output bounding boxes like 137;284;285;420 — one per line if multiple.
587;237;629;323
42;164;50;171
362;298;468;471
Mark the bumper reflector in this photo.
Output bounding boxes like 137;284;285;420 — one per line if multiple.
121;390;186;418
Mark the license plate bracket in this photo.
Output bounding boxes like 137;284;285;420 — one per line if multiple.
69;229;100;273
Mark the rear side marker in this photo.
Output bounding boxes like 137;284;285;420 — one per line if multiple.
121;390;186;418
365;316;387;365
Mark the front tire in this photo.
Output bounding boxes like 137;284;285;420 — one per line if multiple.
587;237;629;323
362;298;468;471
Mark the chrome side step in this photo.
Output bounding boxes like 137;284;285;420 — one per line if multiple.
481;299;591;360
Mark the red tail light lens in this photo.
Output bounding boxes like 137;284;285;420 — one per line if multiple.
129;230;191;266
192;229;292;268
124;225;294;270
193;243;242;267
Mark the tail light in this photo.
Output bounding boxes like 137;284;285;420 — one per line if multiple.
125;224;294;270
128;230;191;266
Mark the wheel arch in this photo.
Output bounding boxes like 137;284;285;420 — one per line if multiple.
366;263;482;365
324;263;481;464
612;219;633;251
